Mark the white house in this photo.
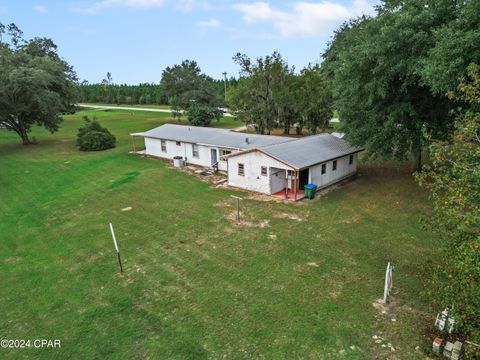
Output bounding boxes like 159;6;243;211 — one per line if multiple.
131;124;363;200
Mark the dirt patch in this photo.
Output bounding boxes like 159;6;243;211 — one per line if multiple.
235;218;269;228
372;296;416;317
3;256;21;264
273;212;304;221
336;213;362;224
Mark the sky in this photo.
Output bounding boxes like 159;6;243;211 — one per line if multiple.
0;0;380;84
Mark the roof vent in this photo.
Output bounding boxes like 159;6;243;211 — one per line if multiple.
245;137;249;144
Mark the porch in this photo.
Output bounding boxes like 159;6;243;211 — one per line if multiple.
272;188;305;200
269;167;309;201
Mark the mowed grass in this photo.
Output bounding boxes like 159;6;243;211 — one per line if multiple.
81;102;173;110
0;110;438;359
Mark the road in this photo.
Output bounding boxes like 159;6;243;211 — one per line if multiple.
77;104;233;117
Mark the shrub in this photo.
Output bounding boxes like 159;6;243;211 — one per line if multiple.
77;116;116;151
187;105;221;127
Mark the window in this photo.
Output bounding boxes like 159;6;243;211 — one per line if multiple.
176;141;181;146
161;140;167;152
219;149;232;157
261;166;267;176
332;160;337;171
238;163;245;176
321;163;326;174
192;144;199;158
219;149;232;161
349;154;354;165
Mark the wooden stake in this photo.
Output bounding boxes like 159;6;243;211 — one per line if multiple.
230;195;243;223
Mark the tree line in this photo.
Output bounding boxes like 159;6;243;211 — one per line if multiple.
75;73;236;107
228;52;332;135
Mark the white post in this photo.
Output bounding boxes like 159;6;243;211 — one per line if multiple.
383;262;392;304
109;223;123;273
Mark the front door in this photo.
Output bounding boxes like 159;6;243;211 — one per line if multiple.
211;149;217;165
299;168;309;189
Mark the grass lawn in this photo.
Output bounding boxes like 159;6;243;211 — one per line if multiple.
0;110;439;359
81;102;173;110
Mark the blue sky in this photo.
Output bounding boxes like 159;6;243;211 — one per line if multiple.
0;0;379;84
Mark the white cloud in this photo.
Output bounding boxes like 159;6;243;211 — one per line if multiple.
233;0;375;38
197;17;221;36
74;0;166;14
174;0;196;12
33;5;48;13
198;18;221;28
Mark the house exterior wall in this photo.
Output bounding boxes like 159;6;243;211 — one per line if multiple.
309;153;358;188
227;151;292;194
144;137;237;171
270;167;287;193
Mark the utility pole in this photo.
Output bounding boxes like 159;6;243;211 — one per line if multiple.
222;71;228;102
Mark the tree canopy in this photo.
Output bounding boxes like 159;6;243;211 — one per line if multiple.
322;0;479;168
228;52;332;135
0;23;77;144
159;60;223;125
160;61;219;106
416;63;480;350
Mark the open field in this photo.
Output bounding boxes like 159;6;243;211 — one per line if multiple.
0;110;439;359
81;103;173;110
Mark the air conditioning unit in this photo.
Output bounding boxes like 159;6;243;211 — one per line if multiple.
173;156;185;168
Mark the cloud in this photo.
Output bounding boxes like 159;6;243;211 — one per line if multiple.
174;0;196;12
233;0;375;38
33;5;48;13
74;0;166;14
197;17;221;36
198;18;221;28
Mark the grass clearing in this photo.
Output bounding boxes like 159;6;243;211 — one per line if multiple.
81;102;173;110
0;110;438;359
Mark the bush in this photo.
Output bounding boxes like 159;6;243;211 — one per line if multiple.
77;116;116;151
187;105;221;127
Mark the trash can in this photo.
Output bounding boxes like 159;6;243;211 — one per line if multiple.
304;184;318;199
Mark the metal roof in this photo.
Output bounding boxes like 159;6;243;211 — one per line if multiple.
258;134;363;169
134;124;296;150
134;124;363;169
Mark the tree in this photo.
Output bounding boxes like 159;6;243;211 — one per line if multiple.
421;0;480;96
416;64;480;352
77;116;116;151
228;52;295;134
322;0;480;169
159;60;222;111
0;23;77;144
187;104;221;127
297;65;333;134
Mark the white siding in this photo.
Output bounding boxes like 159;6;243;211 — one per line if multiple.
144;137;239;171
270;167;287;193
227;151;292;194
309;154;357;188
